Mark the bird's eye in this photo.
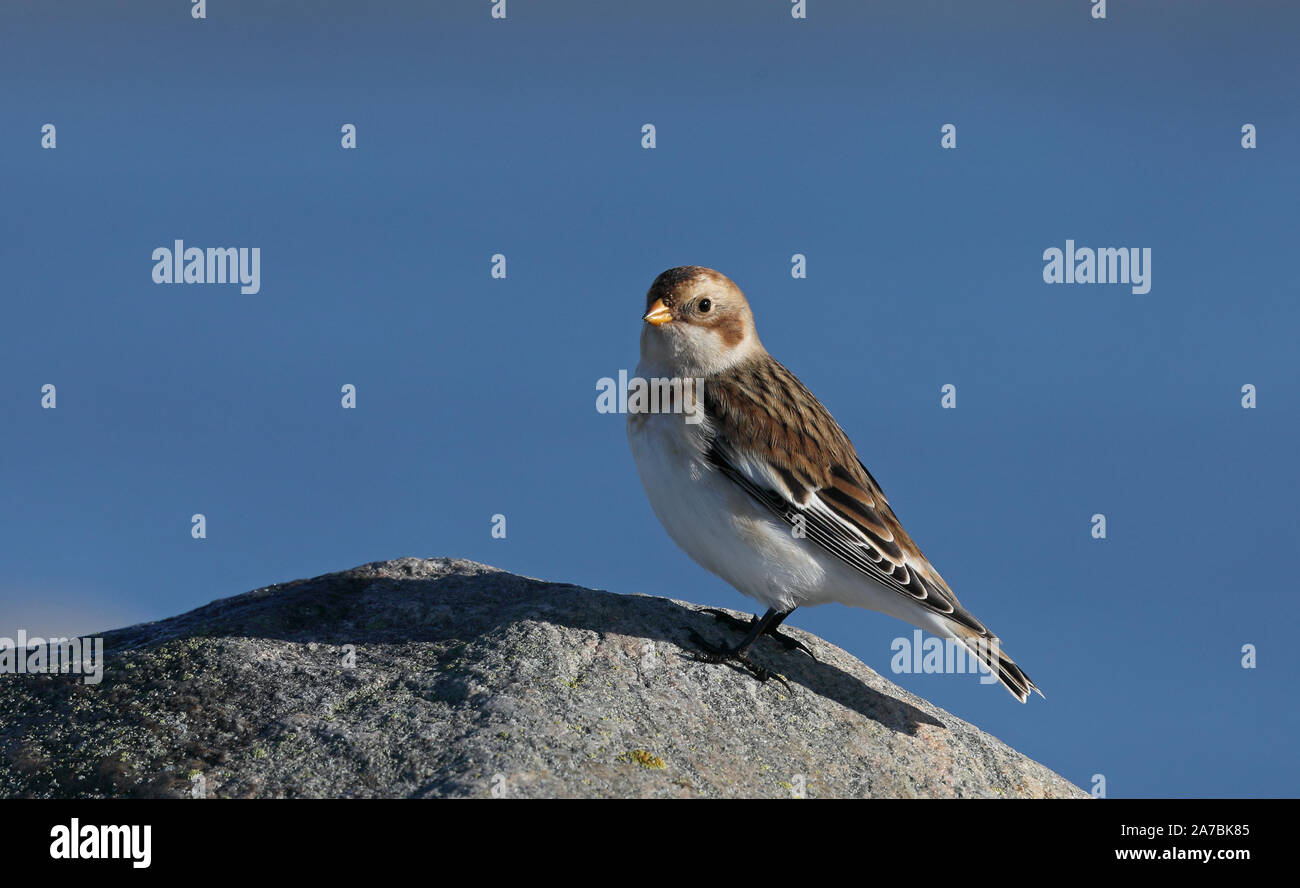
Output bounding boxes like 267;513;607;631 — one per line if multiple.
697;299;712;313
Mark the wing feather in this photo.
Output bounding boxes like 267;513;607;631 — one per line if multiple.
703;356;988;636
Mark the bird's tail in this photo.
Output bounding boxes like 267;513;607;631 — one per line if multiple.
950;624;1044;703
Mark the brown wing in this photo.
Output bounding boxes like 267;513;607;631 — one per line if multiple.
703;354;990;636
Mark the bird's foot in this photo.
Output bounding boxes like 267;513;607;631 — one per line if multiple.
685;630;790;689
698;608;817;661
697;607;753;633
769;630;817;661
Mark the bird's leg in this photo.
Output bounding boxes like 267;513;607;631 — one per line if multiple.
688;608;795;686
698;606;817;661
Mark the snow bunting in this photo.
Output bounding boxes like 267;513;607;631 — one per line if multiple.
626;266;1041;702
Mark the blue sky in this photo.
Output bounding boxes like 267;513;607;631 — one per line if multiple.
2;1;1296;798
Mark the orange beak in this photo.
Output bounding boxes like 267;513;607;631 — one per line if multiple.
642;298;673;326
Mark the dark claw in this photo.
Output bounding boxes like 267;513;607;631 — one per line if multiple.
769;629;818;662
685;630;791;689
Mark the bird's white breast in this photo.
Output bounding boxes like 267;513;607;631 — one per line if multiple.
626;377;829;612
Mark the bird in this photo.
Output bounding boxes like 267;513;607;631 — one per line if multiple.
626;265;1042;702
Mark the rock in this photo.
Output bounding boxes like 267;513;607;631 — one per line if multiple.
0;557;1085;799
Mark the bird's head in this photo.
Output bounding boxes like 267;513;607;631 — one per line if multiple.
639;266;763;376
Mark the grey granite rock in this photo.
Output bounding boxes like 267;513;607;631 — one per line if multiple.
0;557;1085;798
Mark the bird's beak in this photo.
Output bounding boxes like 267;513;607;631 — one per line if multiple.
642;298;673;326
